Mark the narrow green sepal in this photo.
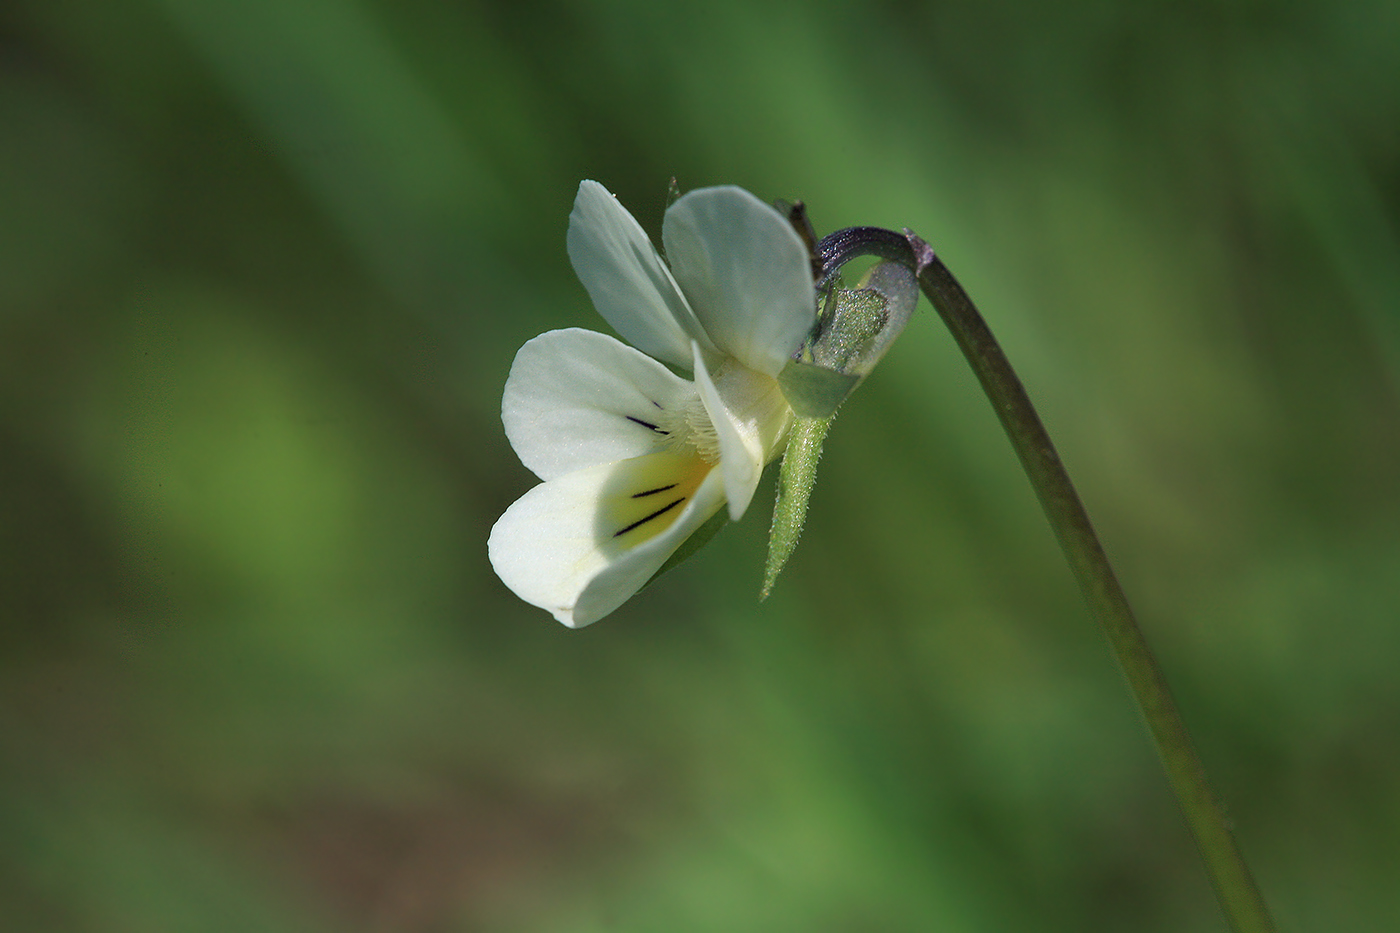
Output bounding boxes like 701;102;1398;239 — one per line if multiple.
762;414;834;599
777;361;859;418
776;260;918;419
808;287;890;374
823;261;918;380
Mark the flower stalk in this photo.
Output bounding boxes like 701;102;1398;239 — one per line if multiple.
816;226;1276;933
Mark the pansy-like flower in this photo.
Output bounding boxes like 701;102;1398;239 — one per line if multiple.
488;180;817;627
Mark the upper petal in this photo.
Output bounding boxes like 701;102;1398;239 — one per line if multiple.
502;328;697;481
567;180;718;371
662;186;817;377
692;344;793;521
487;450;726;627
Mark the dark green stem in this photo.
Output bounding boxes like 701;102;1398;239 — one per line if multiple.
819;227;1275;932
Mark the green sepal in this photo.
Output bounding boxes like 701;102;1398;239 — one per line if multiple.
777;261;917;419
777;360;859;419
808;287;890;374
762;414;834;599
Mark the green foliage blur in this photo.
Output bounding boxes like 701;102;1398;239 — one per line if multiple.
3;0;1398;929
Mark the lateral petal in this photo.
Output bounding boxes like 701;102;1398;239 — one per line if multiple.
567;180;718;371
692;345;791;521
662;185;817;377
502;328;697;481
487;451;726;627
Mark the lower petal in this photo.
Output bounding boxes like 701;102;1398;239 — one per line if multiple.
488;450;726;627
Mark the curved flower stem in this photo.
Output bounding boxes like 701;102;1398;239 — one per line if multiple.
816;227;1275;932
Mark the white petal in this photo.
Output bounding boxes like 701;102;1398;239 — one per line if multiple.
566;180;719;371
692;345;792;521
488;451;726;627
662;186;817;377
502;328;697;480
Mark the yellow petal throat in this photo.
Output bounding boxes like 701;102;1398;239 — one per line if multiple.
599;451;715;548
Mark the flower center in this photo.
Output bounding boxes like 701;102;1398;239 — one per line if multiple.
650;362;794;469
655;392;723;463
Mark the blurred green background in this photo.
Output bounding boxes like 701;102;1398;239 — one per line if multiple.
3;0;1398;929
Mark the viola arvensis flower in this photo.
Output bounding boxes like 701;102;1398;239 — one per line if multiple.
488;180;817;627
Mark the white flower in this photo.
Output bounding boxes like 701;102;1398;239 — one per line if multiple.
488;180;817;627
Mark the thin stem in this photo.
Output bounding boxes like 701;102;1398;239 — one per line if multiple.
915;235;1276;933
818;227;1275;932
